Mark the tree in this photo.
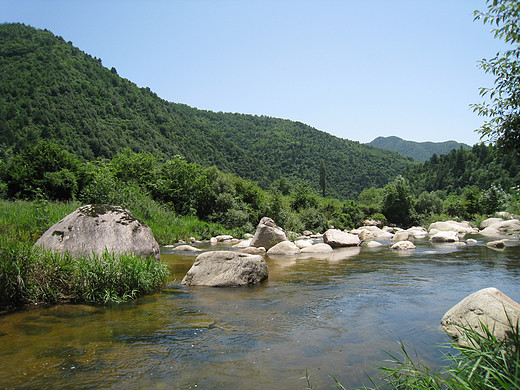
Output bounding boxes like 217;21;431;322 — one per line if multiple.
319;161;326;197
381;176;414;227
472;0;520;154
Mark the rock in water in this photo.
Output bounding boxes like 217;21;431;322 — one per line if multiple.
323;229;360;247
430;231;459;243
181;251;268;287
250;217;287;250
392;230;414;242
441;287;520;347
300;243;334;253
480;219;520;236
390;240;416;250
487;240;507;249
266;240;301;256
34;204;160;259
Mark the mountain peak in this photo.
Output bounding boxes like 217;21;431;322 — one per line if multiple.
368;136;471;162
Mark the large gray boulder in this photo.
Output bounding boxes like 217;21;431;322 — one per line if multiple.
323;229;360;247
34;204;160;259
441;287;520;346
250;217;287;250
181;251;268;287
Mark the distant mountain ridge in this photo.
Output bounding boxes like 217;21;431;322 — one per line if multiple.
368;136;471;162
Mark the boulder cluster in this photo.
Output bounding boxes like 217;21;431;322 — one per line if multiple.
177;214;520;288
34;205;520;344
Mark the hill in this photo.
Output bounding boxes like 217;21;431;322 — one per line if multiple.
404;142;520;195
368;136;471;162
0;23;414;199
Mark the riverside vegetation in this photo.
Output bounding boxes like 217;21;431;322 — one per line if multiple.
1;141;519;313
0;200;170;310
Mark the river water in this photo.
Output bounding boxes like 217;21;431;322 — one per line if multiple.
1;236;519;389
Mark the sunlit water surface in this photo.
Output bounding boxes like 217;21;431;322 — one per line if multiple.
1;236;519;389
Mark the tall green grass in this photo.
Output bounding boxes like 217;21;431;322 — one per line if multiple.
0;234;170;308
0;199;80;243
352;320;520;389
0;199;176;309
0;198;244;245
113;190;246;244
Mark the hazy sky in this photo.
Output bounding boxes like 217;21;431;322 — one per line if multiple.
2;0;510;145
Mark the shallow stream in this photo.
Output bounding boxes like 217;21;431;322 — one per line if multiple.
1;236;519;389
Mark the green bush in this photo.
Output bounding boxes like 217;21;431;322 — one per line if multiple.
298;207;328;233
480;184;512;215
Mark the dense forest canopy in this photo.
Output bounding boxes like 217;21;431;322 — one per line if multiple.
0;23;414;200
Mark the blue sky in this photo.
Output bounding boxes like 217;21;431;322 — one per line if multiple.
2;0;509;145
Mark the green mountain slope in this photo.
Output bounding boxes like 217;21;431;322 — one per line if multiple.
368;136;471;162
404;143;520;195
0;23;413;199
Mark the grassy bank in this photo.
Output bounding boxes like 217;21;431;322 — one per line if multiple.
0;235;170;309
0;199;244;245
0;199;244;311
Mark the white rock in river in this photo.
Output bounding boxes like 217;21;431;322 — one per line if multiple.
390;240;416;250
430;231;459;243
300;243;334;253
250;217;287;250
181;251;268;287
266;240;301;256
323;229;360;247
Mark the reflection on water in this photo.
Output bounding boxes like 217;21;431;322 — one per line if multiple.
1;237;519;389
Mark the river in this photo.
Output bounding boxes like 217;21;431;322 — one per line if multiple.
1;236;519;389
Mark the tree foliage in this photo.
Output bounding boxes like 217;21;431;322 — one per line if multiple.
381;176;414;227
472;0;520;154
0;22;413;200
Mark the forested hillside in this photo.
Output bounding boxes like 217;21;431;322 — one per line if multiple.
368;136;471;162
404;143;520;195
0;23;413;199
